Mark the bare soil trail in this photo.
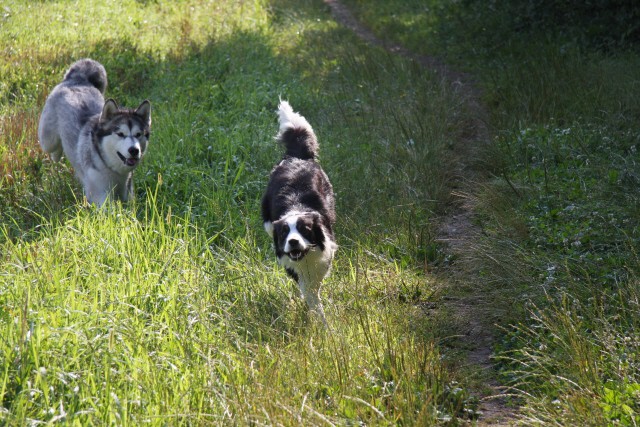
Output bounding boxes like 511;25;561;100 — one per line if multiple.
323;1;517;425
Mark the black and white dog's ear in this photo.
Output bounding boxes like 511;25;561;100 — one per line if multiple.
101;99;119;122
271;220;282;243
135;100;151;125
272;223;285;258
264;221;274;238
312;213;327;247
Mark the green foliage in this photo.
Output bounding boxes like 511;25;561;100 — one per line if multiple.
504;124;640;285
602;383;640;426
491;121;640;424
345;0;640;58
460;0;640;48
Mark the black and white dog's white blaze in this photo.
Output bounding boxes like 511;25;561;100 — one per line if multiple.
261;100;337;324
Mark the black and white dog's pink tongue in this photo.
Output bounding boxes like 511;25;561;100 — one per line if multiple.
126;158;138;166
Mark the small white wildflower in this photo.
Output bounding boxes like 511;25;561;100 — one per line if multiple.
111;392;121;406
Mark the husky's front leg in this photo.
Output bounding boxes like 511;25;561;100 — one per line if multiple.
82;170;111;206
116;175;133;202
120;173;133;202
86;190;109;207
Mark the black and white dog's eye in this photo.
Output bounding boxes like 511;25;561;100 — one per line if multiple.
134;132;142;138
116;132;125;138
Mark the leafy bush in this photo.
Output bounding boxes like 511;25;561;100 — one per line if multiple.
462;0;640;47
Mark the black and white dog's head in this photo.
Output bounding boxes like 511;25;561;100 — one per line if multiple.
266;211;330;262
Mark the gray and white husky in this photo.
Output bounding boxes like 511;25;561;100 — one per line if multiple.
38;58;151;206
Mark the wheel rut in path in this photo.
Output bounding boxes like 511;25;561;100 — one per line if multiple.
323;1;517;425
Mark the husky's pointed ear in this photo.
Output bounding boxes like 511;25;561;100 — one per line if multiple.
135;100;151;125
101;99;119;122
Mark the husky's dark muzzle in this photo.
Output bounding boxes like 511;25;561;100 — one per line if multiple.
117;146;141;166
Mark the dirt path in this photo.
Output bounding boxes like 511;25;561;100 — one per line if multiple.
323;1;516;425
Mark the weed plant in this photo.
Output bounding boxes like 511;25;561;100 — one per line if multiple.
0;0;477;424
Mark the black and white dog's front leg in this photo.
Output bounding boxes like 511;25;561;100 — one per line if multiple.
297;276;328;327
292;252;334;327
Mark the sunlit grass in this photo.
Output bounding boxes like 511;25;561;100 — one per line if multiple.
0;197;462;424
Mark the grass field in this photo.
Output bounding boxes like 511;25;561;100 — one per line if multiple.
5;0;639;425
0;0;477;424
346;0;640;425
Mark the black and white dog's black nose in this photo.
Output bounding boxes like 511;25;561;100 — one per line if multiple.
128;146;140;157
288;238;300;248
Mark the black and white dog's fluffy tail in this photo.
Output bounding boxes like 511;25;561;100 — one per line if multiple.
276;100;319;161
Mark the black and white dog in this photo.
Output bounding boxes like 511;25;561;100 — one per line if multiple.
262;101;337;324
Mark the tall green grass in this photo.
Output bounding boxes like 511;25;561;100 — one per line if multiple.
346;0;640;424
0;0;478;424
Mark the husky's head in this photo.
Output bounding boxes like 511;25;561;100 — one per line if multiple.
97;99;151;174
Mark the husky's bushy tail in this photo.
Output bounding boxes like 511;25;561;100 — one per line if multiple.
38;59;107;162
276;100;318;160
62;58;108;94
